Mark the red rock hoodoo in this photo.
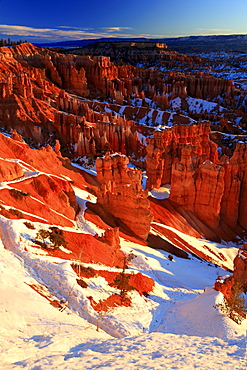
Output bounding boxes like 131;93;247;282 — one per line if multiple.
145;120;247;232
233;244;247;291
96;153;153;240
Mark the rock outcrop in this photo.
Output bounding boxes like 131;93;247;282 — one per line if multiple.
146;122;218;190
214;275;235;300
233;244;247;291
0;158;24;182
98;227;121;251
193;161;225;229
145;121;247;231
96;152;130;185
96;153;153;240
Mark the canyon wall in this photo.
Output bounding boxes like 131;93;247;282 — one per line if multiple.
145;121;247;231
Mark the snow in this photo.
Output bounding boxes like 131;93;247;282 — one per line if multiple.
0;212;246;369
186;97;223;113
155;110;165;125
170;96;225;114
142;170;148;189
137;131;148;145
71;161;97;176
151;222;238;271
170;97;181;109
236;117;242;125
149;184;171;199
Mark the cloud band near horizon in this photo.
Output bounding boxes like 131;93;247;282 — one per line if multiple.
0;24;244;42
0;24;138;40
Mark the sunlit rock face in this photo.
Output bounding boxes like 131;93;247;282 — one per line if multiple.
145;119;247;232
96;153;153;240
233;244;247;292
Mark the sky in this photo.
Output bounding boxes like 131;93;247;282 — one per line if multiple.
0;0;246;43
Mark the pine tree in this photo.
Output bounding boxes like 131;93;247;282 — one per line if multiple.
110;252;136;297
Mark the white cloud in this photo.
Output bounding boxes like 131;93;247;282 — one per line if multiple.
58;26;93;31
196;28;233;33
0;24;136;41
101;27;133;32
0;24;242;43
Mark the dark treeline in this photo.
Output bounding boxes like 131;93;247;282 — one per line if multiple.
0;38;28;47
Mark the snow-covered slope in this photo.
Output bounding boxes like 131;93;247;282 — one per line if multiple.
0;133;246;369
0;228;246;369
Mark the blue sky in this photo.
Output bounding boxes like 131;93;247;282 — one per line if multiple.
0;0;246;43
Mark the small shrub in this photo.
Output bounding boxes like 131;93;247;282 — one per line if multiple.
79;265;96;277
36;227;67;250
76;278;88;288
143;292;150;298
36;229;50;242
0;205;10;218
49;233;66;248
24;221;35;230
9;189;30;200
8;208;24;219
72;264;96;278
86;186;97;196
49;227;67;248
110;252;137;297
110;273;136;297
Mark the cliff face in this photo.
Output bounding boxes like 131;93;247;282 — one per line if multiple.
193;161;225;229
233;244;247;292
145;121;247;231
146;122;217;190
0;44;147;159
96;153;153;240
0;132;129;269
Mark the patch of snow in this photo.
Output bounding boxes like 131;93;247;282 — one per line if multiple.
137;131;148;145
170;97;181;109
186;97;224;114
71;162;97;176
149;184;171;199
